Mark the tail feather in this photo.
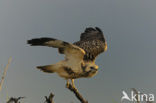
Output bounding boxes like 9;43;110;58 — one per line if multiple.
37;65;56;73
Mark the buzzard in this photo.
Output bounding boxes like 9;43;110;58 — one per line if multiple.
27;27;107;88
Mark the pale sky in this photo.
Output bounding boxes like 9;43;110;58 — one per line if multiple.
0;0;156;103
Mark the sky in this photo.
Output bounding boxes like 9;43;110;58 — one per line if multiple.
0;0;156;103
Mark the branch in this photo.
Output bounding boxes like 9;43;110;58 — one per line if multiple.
7;96;25;103
44;92;55;103
66;84;88;103
0;57;12;92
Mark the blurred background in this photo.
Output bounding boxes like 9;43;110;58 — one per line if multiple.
0;0;156;103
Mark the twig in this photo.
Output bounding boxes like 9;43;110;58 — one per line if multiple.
131;88;140;103
66;84;88;103
7;96;25;103
0;57;12;92
44;93;55;103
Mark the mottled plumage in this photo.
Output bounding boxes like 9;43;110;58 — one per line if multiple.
74;27;107;61
27;27;107;88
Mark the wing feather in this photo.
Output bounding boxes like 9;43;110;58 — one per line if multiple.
74;27;107;61
27;37;85;62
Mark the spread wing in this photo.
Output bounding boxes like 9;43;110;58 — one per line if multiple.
27;37;85;62
73;27;107;61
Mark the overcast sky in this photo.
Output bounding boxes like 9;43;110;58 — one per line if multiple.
0;0;156;103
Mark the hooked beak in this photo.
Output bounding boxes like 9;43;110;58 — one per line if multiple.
90;67;98;72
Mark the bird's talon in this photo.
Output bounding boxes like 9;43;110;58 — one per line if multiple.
71;84;76;89
66;79;70;88
71;79;76;89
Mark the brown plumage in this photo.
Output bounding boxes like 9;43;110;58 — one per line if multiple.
27;27;107;88
73;27;107;61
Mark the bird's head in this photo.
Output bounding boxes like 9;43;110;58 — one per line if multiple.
82;63;98;77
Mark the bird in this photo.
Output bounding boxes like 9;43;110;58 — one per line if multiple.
27;27;107;88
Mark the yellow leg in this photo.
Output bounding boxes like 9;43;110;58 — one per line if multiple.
71;79;76;88
66;79;70;88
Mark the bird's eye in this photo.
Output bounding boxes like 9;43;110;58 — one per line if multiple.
90;67;95;70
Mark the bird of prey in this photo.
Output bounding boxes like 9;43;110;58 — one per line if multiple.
27;27;107;88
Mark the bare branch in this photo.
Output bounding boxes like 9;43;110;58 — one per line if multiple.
7;96;25;103
66;84;88;103
44;92;55;103
0;57;12;92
